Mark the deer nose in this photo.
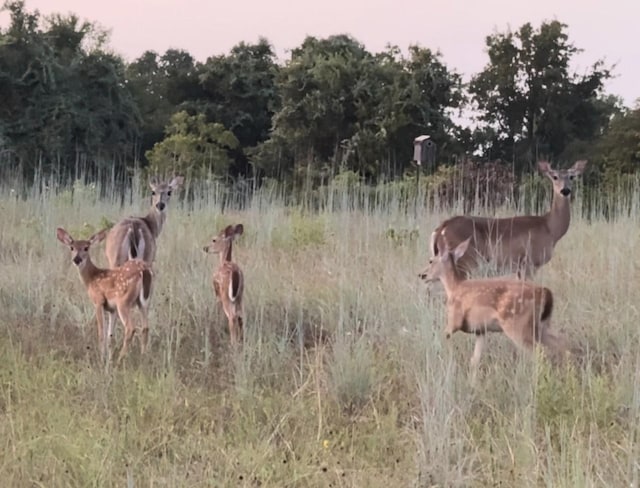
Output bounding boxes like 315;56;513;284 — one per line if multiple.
72;256;82;265
202;246;209;253
560;188;571;197
156;202;166;211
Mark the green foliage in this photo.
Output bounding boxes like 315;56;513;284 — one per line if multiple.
385;227;419;247
0;2;639;192
254;35;463;181
598;105;640;181
470;20;614;169
328;338;378;415
271;208;327;249
0;1;140;177
145;111;239;179
535;355;620;436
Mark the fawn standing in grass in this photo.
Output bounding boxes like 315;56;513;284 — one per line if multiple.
419;237;567;372
429;160;588;279
203;224;245;345
57;227;154;364
105;176;184;268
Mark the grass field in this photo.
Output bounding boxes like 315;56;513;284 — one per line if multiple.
1;176;640;487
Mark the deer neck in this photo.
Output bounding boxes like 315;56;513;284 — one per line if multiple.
440;268;461;298
144;207;166;238
544;193;571;243
219;242;233;266
77;259;102;287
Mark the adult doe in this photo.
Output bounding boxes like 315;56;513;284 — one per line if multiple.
430;160;587;278
57;227;154;363
419;238;566;371
203;224;245;345
105;176;184;268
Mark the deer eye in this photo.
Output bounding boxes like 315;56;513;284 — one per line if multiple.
552;175;558;180
167;190;172;196
569;175;574;180
151;191;156;196
84;247;89;252
69;246;73;251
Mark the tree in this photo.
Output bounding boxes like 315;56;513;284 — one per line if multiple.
145;111;239;179
0;1;140;178
255;35;463;182
597;103;640;176
198;38;279;176
470;20;613;170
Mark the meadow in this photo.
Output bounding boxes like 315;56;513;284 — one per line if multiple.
1;174;640;487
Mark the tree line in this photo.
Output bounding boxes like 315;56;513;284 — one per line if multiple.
0;0;638;188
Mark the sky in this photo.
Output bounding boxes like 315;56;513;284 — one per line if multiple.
3;0;639;108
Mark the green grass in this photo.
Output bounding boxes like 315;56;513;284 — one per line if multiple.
1;177;640;486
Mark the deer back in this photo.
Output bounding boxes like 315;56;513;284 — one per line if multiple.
432;215;554;276
105;218;158;268
88;259;152;310
452;278;552;333
214;261;244;306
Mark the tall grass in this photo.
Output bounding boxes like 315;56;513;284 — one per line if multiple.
1;174;640;486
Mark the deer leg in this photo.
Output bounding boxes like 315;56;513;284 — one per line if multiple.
470;334;486;369
95;306;106;360
105;311;116;362
137;302;150;355
116;306;136;364
236;315;244;344
228;314;238;345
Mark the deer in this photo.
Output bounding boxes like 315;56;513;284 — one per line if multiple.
56;227;154;364
203;224;245;345
105;176;184;268
429;160;588;279
419;237;568;373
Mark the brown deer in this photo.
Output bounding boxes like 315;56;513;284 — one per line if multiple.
203;224;245;345
419;238;567;371
105;176;184;268
430;160;587;278
57;227;154;363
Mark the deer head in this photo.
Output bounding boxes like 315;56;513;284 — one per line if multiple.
148;175;184;213
419;237;471;283
538;160;588;198
56;228;108;268
203;224;244;257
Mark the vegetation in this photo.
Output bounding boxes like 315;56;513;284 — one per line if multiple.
1;176;640;486
1;1;640;486
1;0;638;188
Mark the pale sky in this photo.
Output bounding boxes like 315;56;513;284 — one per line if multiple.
4;0;639;107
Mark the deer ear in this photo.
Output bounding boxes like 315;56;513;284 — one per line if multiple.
169;175;184;189
537;161;552;174
452;238;471;263
570;160;588;175
56;227;73;245
89;229;108;245
149;176;158;190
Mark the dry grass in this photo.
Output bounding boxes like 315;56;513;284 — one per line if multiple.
1;177;640;487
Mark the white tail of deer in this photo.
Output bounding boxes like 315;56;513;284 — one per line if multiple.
57;227;154;364
203;224;245;345
105;176;184;268
430;160;587;278
419;238;567;373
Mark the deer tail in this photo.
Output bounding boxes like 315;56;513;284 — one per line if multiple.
540;287;554;323
228;268;242;303
139;266;153;307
